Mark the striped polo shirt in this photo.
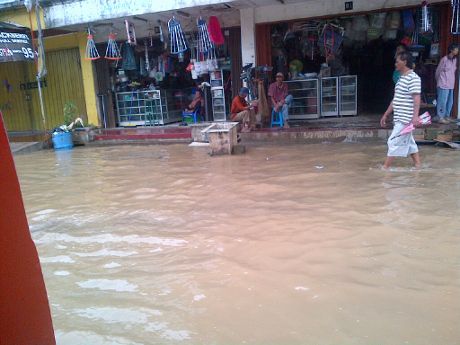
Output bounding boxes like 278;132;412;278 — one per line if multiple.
393;71;421;124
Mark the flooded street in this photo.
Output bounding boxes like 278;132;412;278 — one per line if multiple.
14;143;460;345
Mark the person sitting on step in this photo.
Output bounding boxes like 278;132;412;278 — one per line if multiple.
230;87;256;132
268;72;293;128
184;84;204;115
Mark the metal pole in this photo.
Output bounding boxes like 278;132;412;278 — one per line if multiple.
457;33;460;120
35;0;47;132
36;75;46;131
101;94;107;128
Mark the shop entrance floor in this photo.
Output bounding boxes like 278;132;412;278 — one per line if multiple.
288;113;381;129
7;113;459;147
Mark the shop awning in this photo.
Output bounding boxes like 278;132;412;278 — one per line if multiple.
0;22;34;63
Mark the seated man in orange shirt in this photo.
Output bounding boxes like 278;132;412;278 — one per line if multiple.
230;87;256;132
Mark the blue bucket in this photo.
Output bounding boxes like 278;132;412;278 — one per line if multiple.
52;131;73;150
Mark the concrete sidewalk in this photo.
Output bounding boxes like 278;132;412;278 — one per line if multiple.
10;142;42;155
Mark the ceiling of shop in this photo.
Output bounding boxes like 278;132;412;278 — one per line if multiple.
57;0;313;43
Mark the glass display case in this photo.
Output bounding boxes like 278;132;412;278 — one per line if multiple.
116;90;162;126
339;75;357;116
320;77;339;117
115;89;187;126
210;69;227;121
285;79;320;120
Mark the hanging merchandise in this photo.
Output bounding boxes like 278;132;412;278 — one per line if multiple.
420;1;432;33
410;8;427;49
155;55;165;82
139;57;147;76
121;42;136;70
158;20;164;43
402;10;415;34
387;11;401;30
318;24;344;58
85;28;100;60
194;46;202;76
369;13;387;29
144;40;150;72
125;19;137;45
411;28;419;46
198;57;208;75
452;0;460;34
351;16;369;32
188;33;198;79
197;17;213;54
105;33;121;60
168;16;188;61
208;16;225;45
158;20;168;51
308;36;316;60
207;45;218;71
196;18;213;74
148;24;154;47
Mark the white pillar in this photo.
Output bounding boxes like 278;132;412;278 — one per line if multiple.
240;7;256;66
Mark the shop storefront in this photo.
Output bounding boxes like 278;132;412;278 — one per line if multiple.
89;17;242;128
0;39;88;131
4;0;457;131
255;2;454;122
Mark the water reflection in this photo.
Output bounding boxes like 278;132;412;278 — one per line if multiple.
15;144;460;345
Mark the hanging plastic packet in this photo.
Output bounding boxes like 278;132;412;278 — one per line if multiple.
121;42;136;70
125;19;137;45
452;0;460;34
208;16;225;45
207;45;218;71
420;1;432;33
144;40;150;72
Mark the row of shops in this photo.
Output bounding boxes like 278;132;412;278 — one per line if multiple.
0;0;458;132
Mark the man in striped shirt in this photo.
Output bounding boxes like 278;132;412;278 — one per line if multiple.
380;52;421;169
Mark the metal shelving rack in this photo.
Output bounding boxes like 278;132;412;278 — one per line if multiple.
285;79;320;120
210;69;227;121
115;90;185;126
116;90;167;126
320;77;339;117
339;75;357;116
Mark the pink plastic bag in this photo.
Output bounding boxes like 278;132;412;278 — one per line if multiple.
391;112;431;140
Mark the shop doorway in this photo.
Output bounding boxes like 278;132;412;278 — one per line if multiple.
257;6;443;123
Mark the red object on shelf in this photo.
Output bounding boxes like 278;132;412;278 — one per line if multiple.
208;16;225;45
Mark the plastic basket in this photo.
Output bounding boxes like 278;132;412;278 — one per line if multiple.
52;131;73;150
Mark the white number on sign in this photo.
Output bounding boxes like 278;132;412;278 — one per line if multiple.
22;47;34;59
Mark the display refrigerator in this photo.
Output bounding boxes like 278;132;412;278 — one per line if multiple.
320;77;339;117
285;79;320;120
339;75;357;116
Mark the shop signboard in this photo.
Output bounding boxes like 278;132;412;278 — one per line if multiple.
0;23;35;63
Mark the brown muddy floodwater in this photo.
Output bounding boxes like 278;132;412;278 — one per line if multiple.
14;143;460;345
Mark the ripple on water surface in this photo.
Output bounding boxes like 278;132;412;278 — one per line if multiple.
15;144;460;345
